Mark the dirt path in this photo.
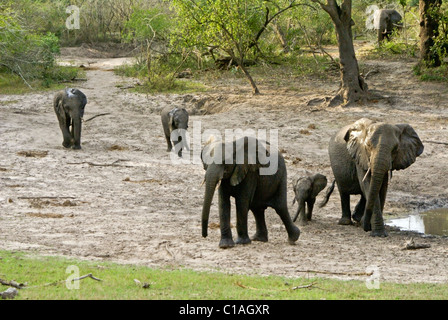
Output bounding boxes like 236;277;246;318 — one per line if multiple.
1;49;448;285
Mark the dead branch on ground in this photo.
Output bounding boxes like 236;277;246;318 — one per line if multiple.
0;278;26;289
84;113;112;122
67;159;132;167
296;269;373;276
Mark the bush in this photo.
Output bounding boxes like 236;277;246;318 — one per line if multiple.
0;3;80;89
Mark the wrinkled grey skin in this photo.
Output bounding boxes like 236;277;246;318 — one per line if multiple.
292;173;327;226
53;88;87;149
375;9;403;43
161;106;189;157
201;136;300;249
325;118;423;237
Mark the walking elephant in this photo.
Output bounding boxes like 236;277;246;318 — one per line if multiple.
161;106;189;157
292;173;327;226
374;9;403;43
200;136;300;248
324;118;423;237
53;88;87;149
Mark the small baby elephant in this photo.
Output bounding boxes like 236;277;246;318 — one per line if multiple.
53;88;87;149
292;173;327;225
161;106;189;157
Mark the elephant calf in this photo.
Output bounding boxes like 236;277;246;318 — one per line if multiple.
292;173;327;226
53;88;87;149
161;106;189;157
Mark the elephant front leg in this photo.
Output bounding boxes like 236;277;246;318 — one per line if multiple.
218;187;235;248
59;115;72;148
371;182;388;237
306;198;316;222
234;197;251;246
369;200;388;237
251;208;268;242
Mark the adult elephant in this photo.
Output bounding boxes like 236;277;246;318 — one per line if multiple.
374;9;403;43
201;136;300;248
161;106;189;157
326;118;424;237
53;88;87;149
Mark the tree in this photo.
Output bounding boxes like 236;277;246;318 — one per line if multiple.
311;0;368;106
171;0;301;94
419;0;442;67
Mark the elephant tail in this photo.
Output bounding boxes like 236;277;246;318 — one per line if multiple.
318;179;335;208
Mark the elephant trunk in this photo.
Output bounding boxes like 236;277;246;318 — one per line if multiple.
363;149;390;231
292;198;305;223
201;169;221;238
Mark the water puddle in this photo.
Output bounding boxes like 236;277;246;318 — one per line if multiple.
387;208;448;236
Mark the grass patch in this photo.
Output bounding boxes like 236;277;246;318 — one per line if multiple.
362;41;418;60
1;250;447;300
114;52;338;95
413;62;448;82
0;66;84;94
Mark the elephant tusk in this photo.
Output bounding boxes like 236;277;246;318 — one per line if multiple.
215;179;222;191
362;168;371;183
200;178;205;187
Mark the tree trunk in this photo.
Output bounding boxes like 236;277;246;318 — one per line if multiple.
312;0;368;106
419;0;442;67
272;22;290;53
334;22;368;106
238;62;260;95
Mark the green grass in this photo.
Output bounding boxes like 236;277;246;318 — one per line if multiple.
413;62;448;82
1;250;447;300
0;66;83;94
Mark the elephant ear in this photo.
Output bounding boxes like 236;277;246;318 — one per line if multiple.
344;118;374;171
311;174;327;198
229;136;270;186
393;124;424;170
168;108;178;132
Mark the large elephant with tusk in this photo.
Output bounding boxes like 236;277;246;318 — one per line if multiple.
323;118;424;237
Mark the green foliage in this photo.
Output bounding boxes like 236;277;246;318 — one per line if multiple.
171;0;264;58
0;2;81;90
413;61;448;82
430;2;448;65
122;7;173;43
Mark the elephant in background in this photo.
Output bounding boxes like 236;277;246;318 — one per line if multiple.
325;118;423;237
201;136;300;248
374;9;403;43
53;88;87;149
292;173;327;226
161;106;189;157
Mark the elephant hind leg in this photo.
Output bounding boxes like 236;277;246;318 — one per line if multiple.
338;192;353;225
352;195;366;223
274;205;300;244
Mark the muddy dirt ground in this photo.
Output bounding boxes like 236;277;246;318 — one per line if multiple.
1;44;448;285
